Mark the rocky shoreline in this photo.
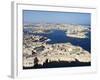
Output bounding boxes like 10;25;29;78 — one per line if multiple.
23;23;91;69
23;35;91;68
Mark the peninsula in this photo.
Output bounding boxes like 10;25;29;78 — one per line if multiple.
23;34;91;68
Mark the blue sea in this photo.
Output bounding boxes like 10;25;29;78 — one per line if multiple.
27;29;91;53
23;27;91;69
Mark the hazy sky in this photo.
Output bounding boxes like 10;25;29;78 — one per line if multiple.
23;10;91;26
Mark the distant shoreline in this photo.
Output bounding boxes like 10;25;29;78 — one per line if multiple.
24;23;91;27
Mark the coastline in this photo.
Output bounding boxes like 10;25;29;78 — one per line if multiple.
66;33;87;38
23;43;91;68
23;23;91;68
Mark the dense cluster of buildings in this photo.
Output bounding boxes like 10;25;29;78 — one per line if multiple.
23;34;91;68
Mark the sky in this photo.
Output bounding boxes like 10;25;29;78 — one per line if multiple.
23;10;91;26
